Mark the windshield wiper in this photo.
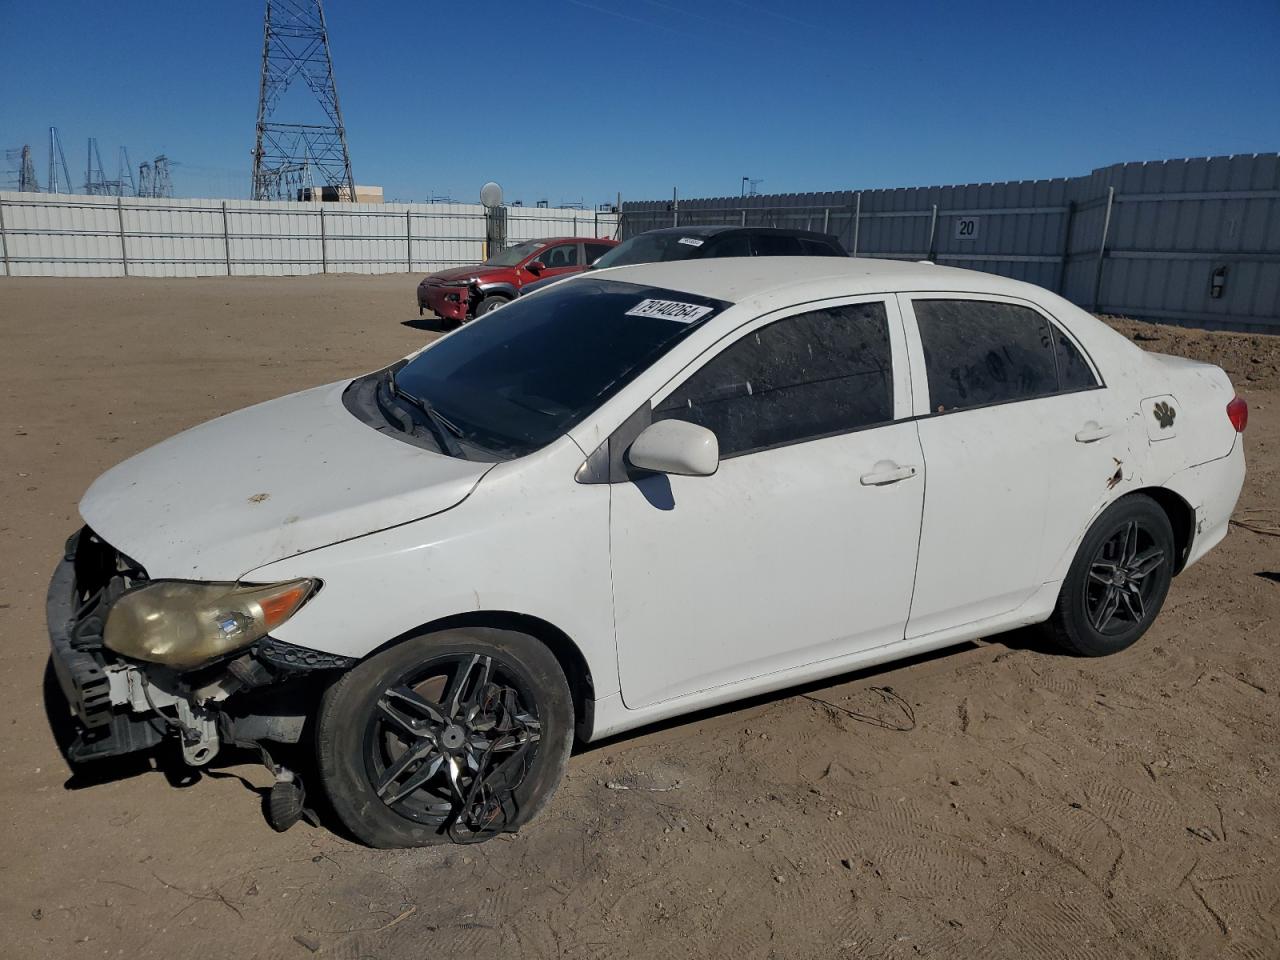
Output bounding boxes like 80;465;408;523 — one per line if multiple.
387;371;466;458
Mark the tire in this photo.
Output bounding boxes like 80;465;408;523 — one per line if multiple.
316;627;573;848
473;295;509;318
1047;494;1175;657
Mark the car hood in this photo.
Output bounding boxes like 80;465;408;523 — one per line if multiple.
79;380;493;581
422;264;490;283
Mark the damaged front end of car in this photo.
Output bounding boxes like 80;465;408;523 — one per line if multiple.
47;528;352;829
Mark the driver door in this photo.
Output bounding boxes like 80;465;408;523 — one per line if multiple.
609;296;926;709
532;243;581;282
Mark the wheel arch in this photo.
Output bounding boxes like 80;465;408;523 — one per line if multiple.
361;610;597;740
1133;486;1195;575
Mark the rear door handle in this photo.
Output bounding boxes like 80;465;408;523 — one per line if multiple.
860;462;918;486
1075;422;1113;443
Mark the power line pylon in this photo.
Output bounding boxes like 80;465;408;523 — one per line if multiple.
138;161;154;198
116;147;137;197
48;127;71;194
153;155;173;198
18;145;39;191
85;137;109;194
251;0;354;201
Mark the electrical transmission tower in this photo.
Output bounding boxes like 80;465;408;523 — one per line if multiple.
153;156;173;198
251;0;354;201
138;161;153;198
84;137;110;194
115;147;137;197
48;127;72;194
4;145;40;191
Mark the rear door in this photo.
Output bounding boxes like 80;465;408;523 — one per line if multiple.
609;295;926;708
898;294;1120;638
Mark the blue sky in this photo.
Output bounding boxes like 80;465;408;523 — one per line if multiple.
2;0;1278;204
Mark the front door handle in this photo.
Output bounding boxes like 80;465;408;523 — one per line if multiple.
1075;422;1114;443
860;461;918;486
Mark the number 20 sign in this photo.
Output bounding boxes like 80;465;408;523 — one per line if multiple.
954;216;980;241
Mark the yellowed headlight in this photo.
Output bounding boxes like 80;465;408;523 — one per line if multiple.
103;579;316;670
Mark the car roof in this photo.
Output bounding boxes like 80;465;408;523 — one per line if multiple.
594;256;1056;306
636;225;837;240
527;236;613;245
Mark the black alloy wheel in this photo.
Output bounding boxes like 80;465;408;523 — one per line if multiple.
364;653;541;829
1084;520;1166;636
317;628;573;848
1048;494;1175;657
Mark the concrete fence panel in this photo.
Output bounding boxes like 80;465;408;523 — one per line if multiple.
0;192;618;280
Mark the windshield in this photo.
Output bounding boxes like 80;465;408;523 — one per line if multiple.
593;233;711;268
482;240;545;267
392;278;731;457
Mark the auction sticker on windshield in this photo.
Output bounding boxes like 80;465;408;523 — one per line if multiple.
677;237;705;247
625;298;715;323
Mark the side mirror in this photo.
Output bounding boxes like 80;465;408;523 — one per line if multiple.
627;420;719;477
527;260;545;274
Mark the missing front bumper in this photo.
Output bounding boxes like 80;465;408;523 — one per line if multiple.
46;529;347;766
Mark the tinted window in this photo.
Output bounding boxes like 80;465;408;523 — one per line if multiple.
655;302;893;457
1055;329;1099;390
800;237;843;256
707;234;751;257
394;279;729;457
751;234;803;256
594;233;709;268
585;242;613;264
540;244;579;268
914;300;1064;413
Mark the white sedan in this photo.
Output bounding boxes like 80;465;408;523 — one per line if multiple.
49;258;1247;847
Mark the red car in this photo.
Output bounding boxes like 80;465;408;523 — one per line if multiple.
417;236;618;323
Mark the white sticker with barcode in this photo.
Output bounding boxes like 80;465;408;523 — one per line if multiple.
677;237;704;247
625;298;714;323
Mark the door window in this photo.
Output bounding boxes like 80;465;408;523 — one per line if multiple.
540;244;579;268
799;237;842;256
751;233;803;256
655;302;893;457
1054;327;1099;391
914;299;1094;413
707;234;751;257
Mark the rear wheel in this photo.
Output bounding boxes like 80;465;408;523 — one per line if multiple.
316;628;573;847
1048;495;1174;657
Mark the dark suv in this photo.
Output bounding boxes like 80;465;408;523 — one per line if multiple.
417;236;618;323
519;226;846;297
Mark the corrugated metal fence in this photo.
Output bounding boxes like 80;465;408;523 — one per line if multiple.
623;154;1280;332
0;192;619;278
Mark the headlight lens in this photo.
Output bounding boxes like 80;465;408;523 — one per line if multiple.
104;579;317;670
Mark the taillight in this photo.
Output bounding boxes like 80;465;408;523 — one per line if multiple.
1227;396;1248;433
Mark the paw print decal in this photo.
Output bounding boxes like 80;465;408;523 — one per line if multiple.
1152;401;1176;429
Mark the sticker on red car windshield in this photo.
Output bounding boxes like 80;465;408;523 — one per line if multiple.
677;237;704;247
625;298;716;324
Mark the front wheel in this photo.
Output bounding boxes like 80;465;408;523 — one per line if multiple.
316;628;573;847
472;295;509;318
1048;495;1175;657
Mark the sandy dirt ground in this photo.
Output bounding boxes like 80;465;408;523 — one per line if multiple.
1;275;1277;960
